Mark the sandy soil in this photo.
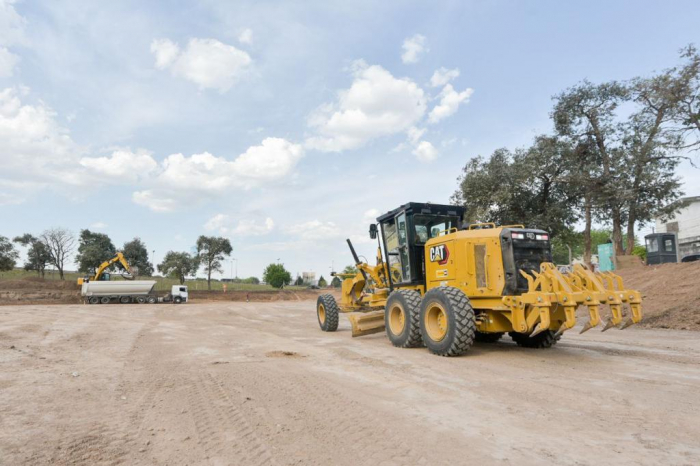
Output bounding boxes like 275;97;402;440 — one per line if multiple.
1;301;698;466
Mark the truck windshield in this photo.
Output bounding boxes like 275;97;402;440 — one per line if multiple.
413;215;461;244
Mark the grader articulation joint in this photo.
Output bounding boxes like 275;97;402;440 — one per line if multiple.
315;202;643;357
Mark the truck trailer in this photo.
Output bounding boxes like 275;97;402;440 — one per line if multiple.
81;281;188;305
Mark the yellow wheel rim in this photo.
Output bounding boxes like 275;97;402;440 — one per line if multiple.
388;304;406;336
425;303;448;341
318;303;326;325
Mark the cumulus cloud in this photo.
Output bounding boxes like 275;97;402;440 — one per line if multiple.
80;149;157;182
401;34;427;64
430;67;460;87
412;140;438;163
238;28;253;45
204;214;274;236
0;87;88;194
0;0;25;77
286;220;341;241
305;62;427;152
90;222;108;230
428;84;474;124
150;38;252;91
132;138;304;212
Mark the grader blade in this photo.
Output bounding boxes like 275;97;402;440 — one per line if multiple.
347;310;385;337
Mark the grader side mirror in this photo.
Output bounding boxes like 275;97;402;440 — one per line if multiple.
369;223;378;239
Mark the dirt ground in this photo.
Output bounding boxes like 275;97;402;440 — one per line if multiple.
1;301;698;465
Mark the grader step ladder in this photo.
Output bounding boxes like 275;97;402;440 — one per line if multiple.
315;202;643;357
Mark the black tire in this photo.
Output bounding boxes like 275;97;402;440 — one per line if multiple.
475;331;504;343
100;296;110;304
385;289;422;348
419;287;476;357
173;296;182;304
317;294;339;332
136;296;147;304
508;330;560;348
119;296;131;304
147;296;157;304
88;297;99;305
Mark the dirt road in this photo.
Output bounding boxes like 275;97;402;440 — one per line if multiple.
1;302;698;465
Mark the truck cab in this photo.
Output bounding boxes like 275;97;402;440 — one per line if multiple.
169;285;188;303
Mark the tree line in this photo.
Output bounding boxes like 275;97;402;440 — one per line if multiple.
452;45;700;264
0;228;248;291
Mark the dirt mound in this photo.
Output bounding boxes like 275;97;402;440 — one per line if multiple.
616;261;700;331
0;278;77;290
0;278;81;305
189;289;321;302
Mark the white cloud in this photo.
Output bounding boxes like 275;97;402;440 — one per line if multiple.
0;87;88;193
0;47;18;77
205;214;274;236
238;28;253;45
305;62;427;152
430;67;460;87
413;140;438;163
151;38;252;92
90;222;108;230
132;138;303;211
401;34;427;64
80;149;157;182
286;220;341;241
428;84;474;124
363;208;379;223
407;126;426;145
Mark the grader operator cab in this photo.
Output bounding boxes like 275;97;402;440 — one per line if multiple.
316;202;643;356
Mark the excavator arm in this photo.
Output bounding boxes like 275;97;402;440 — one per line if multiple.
77;252;136;286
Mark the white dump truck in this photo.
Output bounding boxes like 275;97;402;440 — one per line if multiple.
81;280;188;305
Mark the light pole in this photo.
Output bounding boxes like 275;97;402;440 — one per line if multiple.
152;250;156;275
231;258;238;279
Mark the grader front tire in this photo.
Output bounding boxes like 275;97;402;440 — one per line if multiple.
419;287;476;357
509;330;560;348
317;294;339;332
385;289;423;348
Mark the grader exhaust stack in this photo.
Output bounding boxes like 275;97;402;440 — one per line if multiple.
315;202;643;357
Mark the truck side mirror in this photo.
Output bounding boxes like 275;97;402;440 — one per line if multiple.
369;223;378;239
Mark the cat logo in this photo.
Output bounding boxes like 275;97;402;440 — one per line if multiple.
429;244;449;265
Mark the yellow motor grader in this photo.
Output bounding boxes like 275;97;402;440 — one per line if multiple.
316;202;643;356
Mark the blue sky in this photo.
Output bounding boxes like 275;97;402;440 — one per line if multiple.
1;0;699;279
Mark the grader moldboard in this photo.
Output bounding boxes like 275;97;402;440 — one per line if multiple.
316;202;643;356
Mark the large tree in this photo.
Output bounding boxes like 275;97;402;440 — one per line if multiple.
451;136;579;238
13;234;50;277
122;238;153;276
263;263;291;289
75;230;116;275
158;251;199;285
0;236;19;272
40;228;76;280
196;236;233;290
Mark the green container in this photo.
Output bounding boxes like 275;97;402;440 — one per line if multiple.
598;243;614;271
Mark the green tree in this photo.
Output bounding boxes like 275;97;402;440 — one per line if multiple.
294;275;304;286
331;276;342;288
13;234;50;277
158;251;198;285
263;263;291;289
451;136;579;238
196;236;233;290
0;236;19;272
318;275;327;287
242;276;260;285
75;230;116;275
342;265;358;276
122;238;154;276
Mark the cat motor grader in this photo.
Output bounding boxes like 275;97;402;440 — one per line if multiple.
315;202;643;356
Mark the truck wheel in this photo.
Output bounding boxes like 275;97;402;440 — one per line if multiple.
385;289;422;348
475;331;504;343
147;296;157;304
174;296;183;304
100;296;110;304
419;287;476;357
120;296;131;304
88;297;99;305
136;296;147;304
508;330;560;348
317;294;339;332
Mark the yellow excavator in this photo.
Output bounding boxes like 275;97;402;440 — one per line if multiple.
76;252;137;286
316;202;643;357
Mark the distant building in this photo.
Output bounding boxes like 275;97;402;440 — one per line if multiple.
654;196;700;259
